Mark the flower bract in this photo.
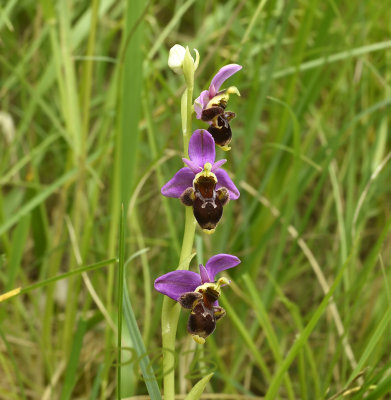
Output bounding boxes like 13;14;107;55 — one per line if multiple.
154;254;241;343
161;129;239;233
194;64;242;150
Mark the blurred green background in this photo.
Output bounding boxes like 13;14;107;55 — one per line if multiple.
1;0;391;399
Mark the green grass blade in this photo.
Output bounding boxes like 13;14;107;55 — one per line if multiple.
60;318;88;400
242;273;295;399
147;0;196;60
0;328;27;400
365;374;391;400
264;249;355;399
6;214;30;290
347;305;391;384
119;0;145;204
0;258;116;303
220;294;272;382
117;205;125;399
88;364;105;400
122;277;162;399
272;40;391;81
121;208;162;399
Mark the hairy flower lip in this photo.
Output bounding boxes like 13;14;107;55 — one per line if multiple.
207;112;235;149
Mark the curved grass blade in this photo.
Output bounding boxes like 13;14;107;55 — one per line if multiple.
0;258;117;303
120;207;162;399
60;319;87;400
265;215;391;399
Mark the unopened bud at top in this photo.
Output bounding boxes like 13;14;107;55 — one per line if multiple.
168;44;187;75
168;44;199;79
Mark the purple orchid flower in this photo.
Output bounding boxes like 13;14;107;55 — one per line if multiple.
161;129;239;233
194;64;242;151
154;253;240;343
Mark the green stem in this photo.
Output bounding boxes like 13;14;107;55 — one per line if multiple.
183;85;193;155
162;56;196;399
162;208;196;400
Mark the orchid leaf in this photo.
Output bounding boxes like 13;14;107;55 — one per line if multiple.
183;373;214;400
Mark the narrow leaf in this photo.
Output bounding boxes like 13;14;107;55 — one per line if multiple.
184;373;214;400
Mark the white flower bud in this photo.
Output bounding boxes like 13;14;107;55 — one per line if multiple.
168;44;187;74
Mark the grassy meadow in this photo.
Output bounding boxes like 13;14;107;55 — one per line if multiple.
1;0;391;399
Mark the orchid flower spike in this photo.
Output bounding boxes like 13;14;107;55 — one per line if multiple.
154;254;241;343
161;129;240;233
194;64;242;151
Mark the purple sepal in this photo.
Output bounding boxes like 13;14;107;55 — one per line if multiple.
205;254;241;282
210;64;242;93
209;84;217;98
194;90;210;119
154;270;201;301
215;169;240;200
188;129;215;166
161;167;194;198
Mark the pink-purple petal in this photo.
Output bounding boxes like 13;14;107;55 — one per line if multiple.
200;90;210;108
188;129;216;166
204;254;241;282
182;158;202;174
210;64;242;93
194;90;210;119
199;264;211;284
161;167;194;198
208;84;217;98
211;159;227;171
215;169;240;200
154;270;201;301
194;96;203;119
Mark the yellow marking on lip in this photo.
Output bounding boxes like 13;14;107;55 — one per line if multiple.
205;86;240;109
195;282;217;293
202;228;215;235
193;164;217;185
226;86;240;96
216;277;230;289
219;145;231;152
192;334;205;344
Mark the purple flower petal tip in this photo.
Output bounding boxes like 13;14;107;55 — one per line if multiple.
205;254;241;282
210;64;242;93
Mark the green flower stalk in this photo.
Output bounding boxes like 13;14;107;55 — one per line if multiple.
161;44;198;400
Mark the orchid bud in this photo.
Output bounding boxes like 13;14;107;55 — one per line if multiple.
168;44;199;82
168;44;187;75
